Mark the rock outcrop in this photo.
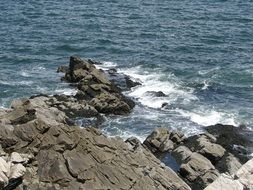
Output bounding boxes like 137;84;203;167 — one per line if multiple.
0;56;191;189
1;56;252;190
144;127;251;189
0;98;190;190
60;56;135;115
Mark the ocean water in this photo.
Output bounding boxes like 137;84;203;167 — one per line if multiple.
1;0;253;141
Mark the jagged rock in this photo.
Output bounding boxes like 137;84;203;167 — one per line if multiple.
0;98;190;190
57;65;69;73
0;171;9;189
125;75;141;88
90;92;133;115
60;56;135;115
170;130;186;144
172;146;192;164
0;124;17;148
144;127;175;154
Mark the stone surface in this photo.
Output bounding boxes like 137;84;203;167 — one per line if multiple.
204;174;244;190
206;124;253;163
61;56;135;115
144;127;175;153
144;127;251;189
184;133;226;164
205;158;253;190
216;153;242;174
0;97;190;190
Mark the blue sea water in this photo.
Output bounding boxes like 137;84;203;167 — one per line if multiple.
1;0;253;141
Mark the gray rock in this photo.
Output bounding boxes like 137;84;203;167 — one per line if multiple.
144;127;174;153
205;158;253;190
216;153;242;174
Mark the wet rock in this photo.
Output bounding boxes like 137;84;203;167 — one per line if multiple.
206;124;253;163
125;75;141;88
57;65;68;73
145;91;166;97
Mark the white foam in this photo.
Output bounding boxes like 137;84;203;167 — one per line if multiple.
19;70;30;77
201;80;210;90
198;67;220;76
95;61;118;70
102;126;146;142
0;80;33;86
117;67;197;109
177;109;237;126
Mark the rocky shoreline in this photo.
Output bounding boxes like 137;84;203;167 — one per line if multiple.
0;57;252;190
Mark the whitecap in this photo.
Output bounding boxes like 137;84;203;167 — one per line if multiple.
95;61;118;70
198;67;220;76
117;67;197;109
177;109;238;127
19;70;30;77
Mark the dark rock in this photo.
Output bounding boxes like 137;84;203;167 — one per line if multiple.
206;124;253;163
125;76;142;88
145;91;167;97
215;153;242;174
57;65;69;73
